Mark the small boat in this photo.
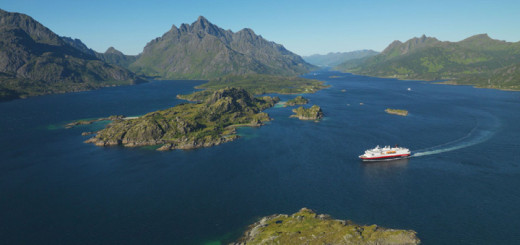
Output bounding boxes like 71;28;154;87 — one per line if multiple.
359;145;411;161
407;88;412;91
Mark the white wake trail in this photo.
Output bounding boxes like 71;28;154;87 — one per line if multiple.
412;111;499;157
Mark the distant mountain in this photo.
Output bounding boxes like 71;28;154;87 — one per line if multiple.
130;16;314;79
303;50;378;67
335;34;520;90
0;9;144;101
61;37;137;68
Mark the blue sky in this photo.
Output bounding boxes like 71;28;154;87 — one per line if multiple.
2;0;519;56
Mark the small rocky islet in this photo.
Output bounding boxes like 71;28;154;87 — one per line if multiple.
232;208;420;245
284;95;309;107
385;108;409;116
85;88;279;150
290;105;324;120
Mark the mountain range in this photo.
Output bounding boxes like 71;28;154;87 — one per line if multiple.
129;16;313;79
303;50;378;67
0;10;315;101
335;34;520;90
0;9;144;101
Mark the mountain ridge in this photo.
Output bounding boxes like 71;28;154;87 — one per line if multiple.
130;16;314;79
0;8;144;101
335;34;520;90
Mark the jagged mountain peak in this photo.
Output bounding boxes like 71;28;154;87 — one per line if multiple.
131;16;313;79
407;34;439;44
195;15;210;24
190;16;223;36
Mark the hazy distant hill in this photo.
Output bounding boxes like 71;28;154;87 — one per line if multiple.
61;37;138;68
130;16;314;79
0;9;144;101
303;50;378;67
335;34;520;90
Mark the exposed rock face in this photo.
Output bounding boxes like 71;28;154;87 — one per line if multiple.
291;105;323;120
0;9;144;101
233;208;420;245
85;88;279;150
284;95;309;107
130;16;314;79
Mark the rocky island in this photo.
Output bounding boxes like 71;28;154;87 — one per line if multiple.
284;96;309;107
385;108;409;116
85;88;279;150
233;208;420;245
291;105;324;120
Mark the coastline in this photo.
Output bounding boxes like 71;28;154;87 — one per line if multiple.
336;70;520;92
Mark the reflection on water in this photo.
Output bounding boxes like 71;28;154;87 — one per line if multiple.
361;158;410;177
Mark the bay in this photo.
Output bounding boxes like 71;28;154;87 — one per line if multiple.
1;72;520;244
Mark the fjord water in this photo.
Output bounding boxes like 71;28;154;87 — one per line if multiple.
1;72;520;245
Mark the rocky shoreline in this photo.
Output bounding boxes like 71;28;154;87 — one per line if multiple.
290;105;324;120
232;208;420;245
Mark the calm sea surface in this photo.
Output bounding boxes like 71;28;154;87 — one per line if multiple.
1;72;520;244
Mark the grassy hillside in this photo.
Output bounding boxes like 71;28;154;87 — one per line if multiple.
336;34;520;90
177;74;328;101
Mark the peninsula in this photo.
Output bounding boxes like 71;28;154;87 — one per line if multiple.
291;105;324;120
177;74;327;102
85;88;279;150
233;208;420;245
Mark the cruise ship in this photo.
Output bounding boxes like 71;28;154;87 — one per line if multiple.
359;145;411;161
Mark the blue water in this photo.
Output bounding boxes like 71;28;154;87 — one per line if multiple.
1;72;520;244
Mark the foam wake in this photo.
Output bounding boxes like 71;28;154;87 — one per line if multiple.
412;111;499;157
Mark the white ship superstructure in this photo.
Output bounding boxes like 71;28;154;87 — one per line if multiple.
359;145;411;161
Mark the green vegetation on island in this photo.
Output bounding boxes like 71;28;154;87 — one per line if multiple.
285;96;309;107
290;105;324;120
0;9;145;101
233;208;420;245
385;109;408;116
85;71;328;151
85;88;279;150
177;74;328;102
335;34;520;90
